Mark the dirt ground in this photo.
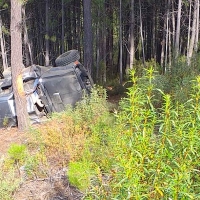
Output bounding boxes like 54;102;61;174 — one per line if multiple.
0;127;83;200
0;127;25;156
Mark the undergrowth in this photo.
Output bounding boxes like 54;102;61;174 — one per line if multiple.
67;67;200;199
1;62;200;199
0;168;20;200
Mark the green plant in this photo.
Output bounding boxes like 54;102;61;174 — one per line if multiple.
78;67;200;199
0;169;20;200
7;144;27;165
68;160;95;191
24;155;40;178
3;117;9;128
24;69;200;199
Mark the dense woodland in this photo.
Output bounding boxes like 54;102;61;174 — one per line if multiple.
0;0;200;83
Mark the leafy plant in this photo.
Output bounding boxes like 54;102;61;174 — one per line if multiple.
14;68;200;199
68;160;95;191
7;144;27;165
72;67;200;199
0;169;20;200
3;117;9;128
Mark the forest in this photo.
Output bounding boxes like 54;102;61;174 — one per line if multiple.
0;0;200;199
0;0;199;81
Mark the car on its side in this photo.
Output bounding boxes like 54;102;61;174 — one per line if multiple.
0;50;93;127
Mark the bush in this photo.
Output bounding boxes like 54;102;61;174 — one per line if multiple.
73;67;200;199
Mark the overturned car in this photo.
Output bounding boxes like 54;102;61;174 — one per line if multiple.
0;50;93;127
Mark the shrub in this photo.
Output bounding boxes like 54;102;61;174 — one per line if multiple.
7;144;27;165
77;67;200;199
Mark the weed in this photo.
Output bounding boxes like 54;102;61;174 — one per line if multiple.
0;163;20;200
0;173;20;200
3;117;9;128
7;144;27;165
68;160;94;191
75;67;200;199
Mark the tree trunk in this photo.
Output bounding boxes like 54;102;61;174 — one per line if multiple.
0;16;8;71
10;0;29;130
171;0;176;47
76;1;81;53
95;8;100;82
45;0;50;66
129;0;135;70
119;0;123;84
152;2;156;60
139;0;145;66
102;22;107;84
37;1;44;65
165;0;170;69
61;0;65;54
174;0;182;58
83;0;93;74
188;0;198;63
194;0;199;52
106;0;114;74
187;0;192;63
22;5;33;67
160;0;168;71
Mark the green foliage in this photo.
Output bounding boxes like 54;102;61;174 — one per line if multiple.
68;160;95;191
71;85;108;124
2;25;9;35
67;67;200;199
0;169;20;200
4;143;40;179
0;0;8;9
24;154;40;178
3;117;9;127
7;144;27;165
50;35;56;42
130;57;200;106
134;59;161;77
2;68;200;199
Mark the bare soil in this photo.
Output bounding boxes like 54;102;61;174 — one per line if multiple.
0;127;25;156
0;127;83;200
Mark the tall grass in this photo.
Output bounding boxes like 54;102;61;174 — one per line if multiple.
67;67;200;199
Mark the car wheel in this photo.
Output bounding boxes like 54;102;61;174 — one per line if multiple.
55;50;80;66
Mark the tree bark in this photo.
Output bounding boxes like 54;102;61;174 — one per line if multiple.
187;0;192;63
83;0;93;74
171;0;176;47
129;0;135;70
174;0;182;58
188;0;198;63
45;0;50;66
0;16;8;71
11;0;29;130
119;0;123;84
22;5;33;67
61;0;65;54
194;0;199;52
139;0;145;66
165;0;170;69
95;8;100;82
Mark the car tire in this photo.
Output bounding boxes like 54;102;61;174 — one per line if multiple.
55;50;80;66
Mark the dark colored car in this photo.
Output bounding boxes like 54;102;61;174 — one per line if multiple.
0;50;93;127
